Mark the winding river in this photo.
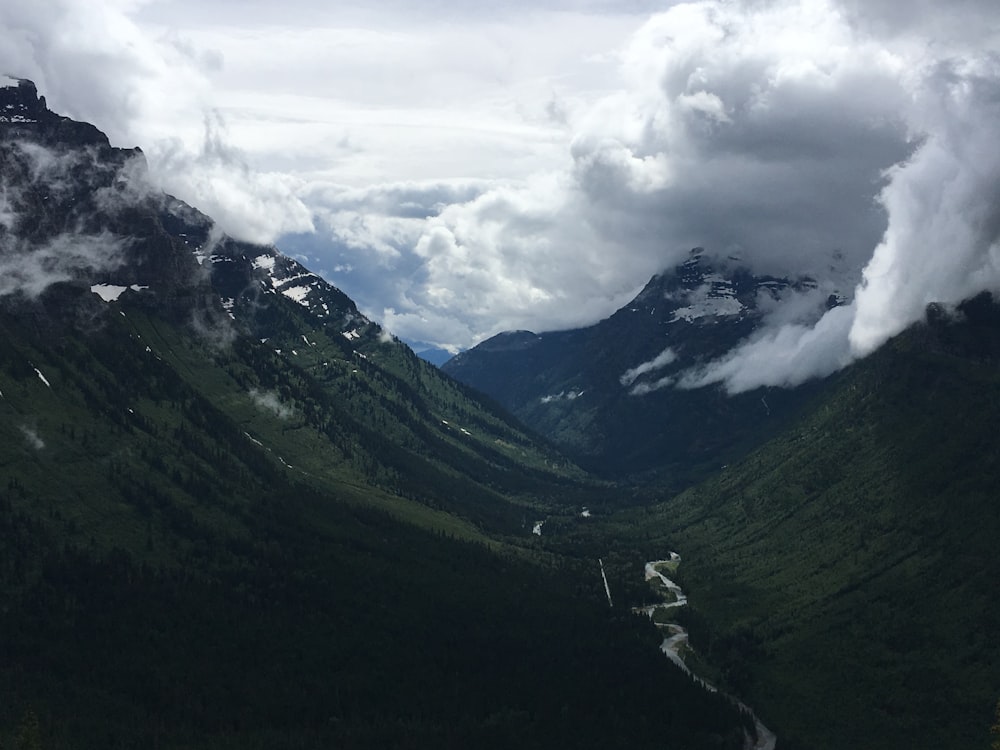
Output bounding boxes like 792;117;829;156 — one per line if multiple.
636;555;777;750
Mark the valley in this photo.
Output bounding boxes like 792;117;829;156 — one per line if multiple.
0;78;751;749
2;75;999;750
636;556;776;750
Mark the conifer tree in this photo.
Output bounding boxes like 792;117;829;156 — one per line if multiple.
14;709;42;750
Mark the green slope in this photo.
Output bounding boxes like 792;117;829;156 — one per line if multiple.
0;81;753;749
630;296;1000;749
0;273;751;750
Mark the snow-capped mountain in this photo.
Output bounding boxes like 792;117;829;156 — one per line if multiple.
443;248;833;481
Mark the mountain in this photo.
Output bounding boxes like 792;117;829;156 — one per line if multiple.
549;294;1000;750
443;248;832;483
0;79;753;749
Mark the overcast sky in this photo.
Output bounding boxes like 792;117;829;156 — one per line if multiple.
3;0;1000;390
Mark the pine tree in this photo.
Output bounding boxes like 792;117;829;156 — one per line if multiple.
13;709;42;750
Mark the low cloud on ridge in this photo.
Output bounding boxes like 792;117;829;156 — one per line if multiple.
682;53;1000;393
0;143;131;299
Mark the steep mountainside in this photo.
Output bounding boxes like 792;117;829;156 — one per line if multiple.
0;76;584;536
0;79;753;749
551;295;1000;750
444;249;832;482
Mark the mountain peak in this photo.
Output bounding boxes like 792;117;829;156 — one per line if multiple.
0;76;48;124
0;76;113;149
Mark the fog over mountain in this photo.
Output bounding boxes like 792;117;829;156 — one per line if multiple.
2;0;999;391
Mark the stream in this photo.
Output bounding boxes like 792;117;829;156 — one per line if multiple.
636;555;777;750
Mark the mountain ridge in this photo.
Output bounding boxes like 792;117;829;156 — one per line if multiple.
443;247;833;482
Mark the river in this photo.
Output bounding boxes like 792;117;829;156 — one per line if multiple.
636;555;777;750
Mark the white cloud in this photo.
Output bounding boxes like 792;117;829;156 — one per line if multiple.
620;347;678;387
19;424;45;450
148;112;314;245
677;304;856;393
849;55;1000;355
0;231;127;299
249;388;294;419
682;53;1000;393
324;0;920;349
0;0;311;245
0;186;17;231
333;0;1000;395
630;374;675;396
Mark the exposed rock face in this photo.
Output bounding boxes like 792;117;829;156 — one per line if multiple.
1;77;124;149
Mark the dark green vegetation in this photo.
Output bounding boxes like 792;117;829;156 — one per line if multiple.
443;250;824;483
5;77;999;750
543;296;1000;750
0;80;753;748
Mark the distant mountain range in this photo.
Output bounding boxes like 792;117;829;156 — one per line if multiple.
444;248;836;483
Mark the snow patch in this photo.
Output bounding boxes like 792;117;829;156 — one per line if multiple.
342;328;361;341
671;296;744;322
251;254;276;272
91;284;127;301
670;280;744;322
281;285;311;305
91;284;149;302
33;368;50;387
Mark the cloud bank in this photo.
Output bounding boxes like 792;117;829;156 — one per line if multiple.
0;0;313;245
324;0;1000;392
3;0;1000;392
620;347;677;387
684;52;1000;393
300;0;925;352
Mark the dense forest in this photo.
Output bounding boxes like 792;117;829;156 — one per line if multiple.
4;76;1000;750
